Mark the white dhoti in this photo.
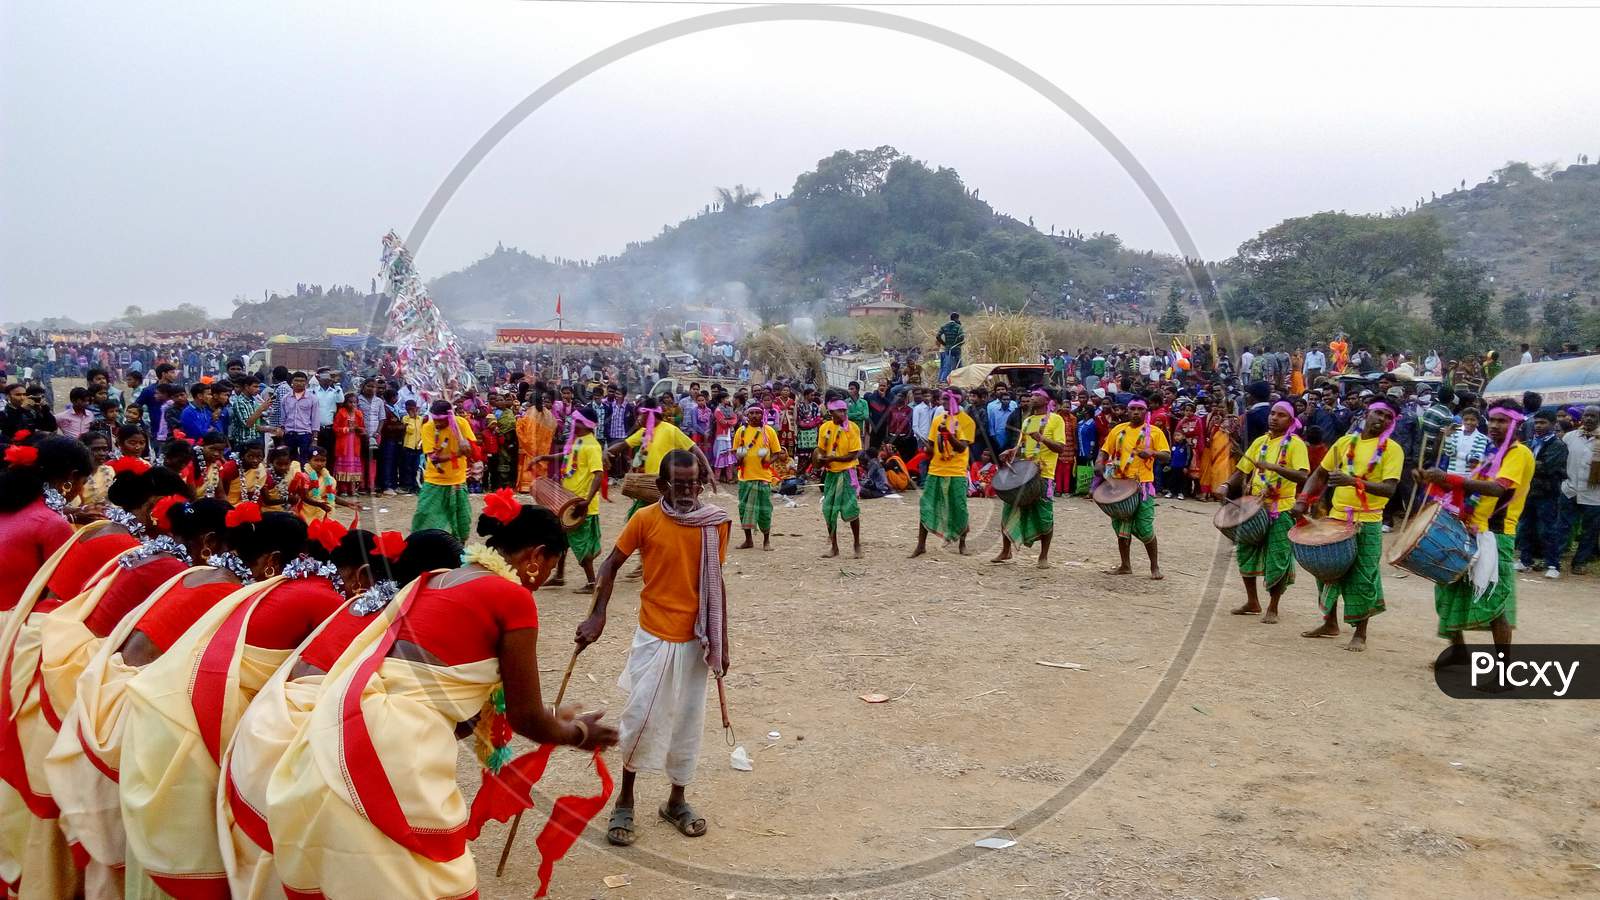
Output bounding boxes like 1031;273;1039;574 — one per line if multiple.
615;627;708;786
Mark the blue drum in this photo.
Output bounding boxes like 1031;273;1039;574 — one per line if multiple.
1389;503;1475;585
1289;518;1358;582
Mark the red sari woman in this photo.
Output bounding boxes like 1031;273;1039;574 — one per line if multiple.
267;497;618;899
332;393;365;496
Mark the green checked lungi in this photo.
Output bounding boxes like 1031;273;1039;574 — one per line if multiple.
568;513;602;562
1435;532;1515;638
1002;495;1054;547
1073;462;1094;497
625;497;649;522
1112;496;1156;544
738;479;773;532
822;470;860;532
413;482;472;542
919;474;969;539
1236;513;1296;591
1317;520;1386;623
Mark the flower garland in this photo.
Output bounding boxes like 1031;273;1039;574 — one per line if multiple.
464;544;521;584
280;554;345;595
104;504;147;539
350;579;400;616
119;534;192;569
465;543;524;774
207;551;255;584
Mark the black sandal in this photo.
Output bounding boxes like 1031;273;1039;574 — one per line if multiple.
659;800;707;837
606;806;636;846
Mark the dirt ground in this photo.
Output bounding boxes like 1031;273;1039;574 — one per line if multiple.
287;477;1597;900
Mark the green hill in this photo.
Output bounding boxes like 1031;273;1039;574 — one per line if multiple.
425;146;1191;330
1418;159;1600;300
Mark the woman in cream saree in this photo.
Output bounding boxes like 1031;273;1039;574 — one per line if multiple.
118;507;325;899
267;496;616;899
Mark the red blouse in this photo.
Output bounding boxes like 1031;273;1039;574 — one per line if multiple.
297;574;537;671
42;530;139;613
243;577;347;650
132;578;244;652
0;500;72;612
82;555;189;638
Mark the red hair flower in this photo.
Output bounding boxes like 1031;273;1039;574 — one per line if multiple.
172;429;188;443
109;456;151;475
482;488;521;525
151;495;186;533
5;445;38;467
373;530;406;561
11;430;31;443
308;517;348;554
225;502;263;528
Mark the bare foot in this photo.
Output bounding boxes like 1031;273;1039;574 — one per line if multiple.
1036;559;1052;569
546;578;566;587
1301;623;1340;639
1105;566;1132;576
1148;569;1164;580
820;547;838;559
1230;603;1262;616
576;582;595;594
762;544;774;552
990;553;1013;564
909;546;926;559
851;549;863;559
736;539;754;550
1259;611;1279;624
1345;634;1367;652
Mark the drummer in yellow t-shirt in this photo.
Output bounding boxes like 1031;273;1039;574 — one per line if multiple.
1417;400;1534;671
816;400;864;559
1096;397;1171;579
731;405;781;551
1218;401;1310;623
1290;399;1404;652
910;389;976;558
994;389;1066;567
608;395;716;520
533;409;606;590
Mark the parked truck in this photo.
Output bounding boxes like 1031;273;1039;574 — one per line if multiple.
821;350;891;394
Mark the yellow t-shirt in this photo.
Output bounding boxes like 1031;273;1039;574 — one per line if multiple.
1472;442;1534;536
1320;433;1404;523
401;414;425;451
624;422;695;475
1019;412;1066;480
561;433;605;515
926;411;976;478
1100;421;1171;483
816;420;863;473
614;503;730;643
732;424;780;481
1236;433;1311;513
420;416;478;486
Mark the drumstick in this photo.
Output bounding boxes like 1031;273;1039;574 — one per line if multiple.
496;591;602;878
1400;434;1450;526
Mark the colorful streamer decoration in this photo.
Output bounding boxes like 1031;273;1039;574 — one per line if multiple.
379;231;469;400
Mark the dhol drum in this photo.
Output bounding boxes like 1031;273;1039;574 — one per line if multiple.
1092;478;1142;521
621;471;662;504
992;460;1046;508
1288;517;1358;582
1388;502;1474;584
530;478;587;531
1213;496;1270;546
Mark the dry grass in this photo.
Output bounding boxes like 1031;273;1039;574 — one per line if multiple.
742;328;824;379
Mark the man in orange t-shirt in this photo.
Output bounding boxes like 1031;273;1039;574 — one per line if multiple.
578;449;730;849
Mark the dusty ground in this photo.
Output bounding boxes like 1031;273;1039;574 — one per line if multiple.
289;477;1600;900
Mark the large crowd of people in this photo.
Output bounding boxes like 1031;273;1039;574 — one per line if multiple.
0;321;1597;897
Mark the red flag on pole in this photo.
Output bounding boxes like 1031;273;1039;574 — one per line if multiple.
555;294;562;316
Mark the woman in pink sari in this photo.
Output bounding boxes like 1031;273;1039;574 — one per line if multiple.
332;393;365;496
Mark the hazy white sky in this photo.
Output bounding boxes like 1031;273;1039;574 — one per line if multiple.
3;0;1597;320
